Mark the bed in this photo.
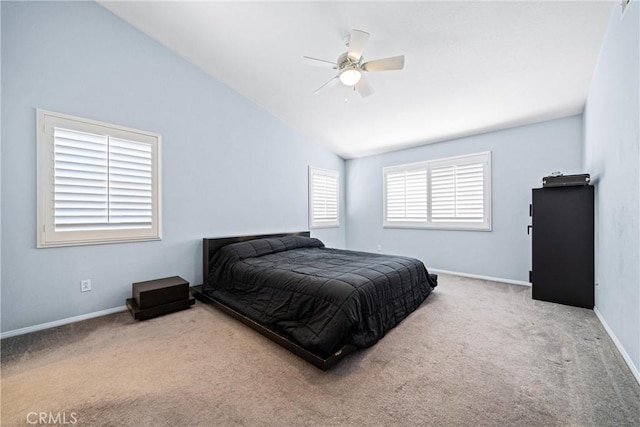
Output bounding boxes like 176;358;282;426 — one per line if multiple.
190;232;437;369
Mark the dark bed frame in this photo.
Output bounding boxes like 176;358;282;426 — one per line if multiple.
190;231;356;370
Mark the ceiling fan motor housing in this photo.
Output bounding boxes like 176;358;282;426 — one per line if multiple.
337;52;359;69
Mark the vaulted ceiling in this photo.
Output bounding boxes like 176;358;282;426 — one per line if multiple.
100;1;614;159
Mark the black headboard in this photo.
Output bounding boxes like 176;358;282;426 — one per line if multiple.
202;231;311;283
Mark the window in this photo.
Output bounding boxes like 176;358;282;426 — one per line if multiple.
383;152;491;231
308;166;339;229
37;109;162;247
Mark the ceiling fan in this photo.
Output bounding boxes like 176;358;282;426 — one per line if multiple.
303;29;405;98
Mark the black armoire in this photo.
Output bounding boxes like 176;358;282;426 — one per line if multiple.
530;185;594;309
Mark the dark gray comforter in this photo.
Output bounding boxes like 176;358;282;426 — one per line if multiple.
203;236;436;354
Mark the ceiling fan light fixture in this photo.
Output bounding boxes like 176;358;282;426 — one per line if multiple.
339;67;361;86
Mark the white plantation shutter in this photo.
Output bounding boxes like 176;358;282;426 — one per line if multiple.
385;169;427;222
312;173;338;222
384;152;491;230
53;128;109;230
431;161;485;223
108;137;153;228
38;110;161;247
53;130;154;231
309;167;339;228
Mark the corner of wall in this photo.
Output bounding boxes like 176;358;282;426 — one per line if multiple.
583;0;640;383
1;0;4;305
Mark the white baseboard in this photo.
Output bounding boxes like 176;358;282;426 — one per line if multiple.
430;268;531;287
593;307;640;385
0;306;127;339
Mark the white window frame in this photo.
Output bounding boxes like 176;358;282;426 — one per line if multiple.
308;166;340;229
383;152;491;231
37;109;162;248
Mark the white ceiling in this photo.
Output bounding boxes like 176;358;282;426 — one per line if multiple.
100;1;614;159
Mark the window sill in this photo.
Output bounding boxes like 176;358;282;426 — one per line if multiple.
383;223;491;232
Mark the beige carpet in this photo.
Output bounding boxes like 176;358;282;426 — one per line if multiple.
2;274;639;426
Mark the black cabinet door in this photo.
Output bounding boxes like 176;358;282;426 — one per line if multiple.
532;186;594;309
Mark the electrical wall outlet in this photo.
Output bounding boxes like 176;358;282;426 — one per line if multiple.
80;279;92;292
376;244;382;252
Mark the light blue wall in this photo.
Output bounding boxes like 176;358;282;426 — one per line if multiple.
0;1;345;332
0;2;3;314
583;1;639;376
345;116;583;282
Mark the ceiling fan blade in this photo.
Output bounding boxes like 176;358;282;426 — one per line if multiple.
362;55;405;72
347;29;370;62
355;76;374;98
313;76;339;94
303;56;337;68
